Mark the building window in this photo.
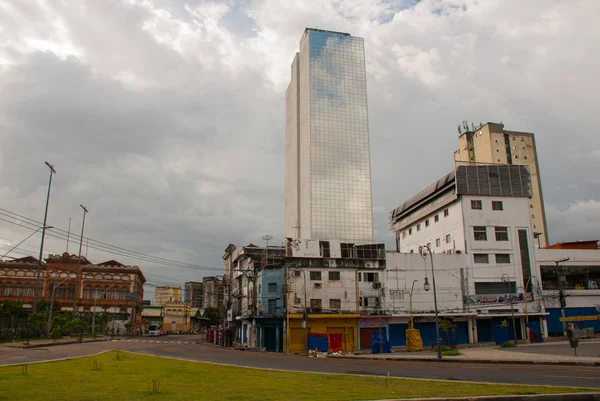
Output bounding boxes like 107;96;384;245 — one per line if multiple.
320;241;330;258
495;254;511;264
492;201;503;211
310;271;322;281
84;287;92;299
471;200;482;210
23;284;31;297
341;243;354;258
474;254;489;264
531;214;535;219
444;209;449;217
14;285;21;297
178;310;182;316
364;272;379;282
402;231;407;239
4;285;11;296
329;299;341;309
530;204;534;209
436;238;440;247
268;283;277;293
310;299;322;309
434;215;439;223
445;234;451;244
408;228;412;236
425;219;430;227
267;299;276;314
328;271;340;281
495;226;509;241
473;226;487;241
358;272;362;282
417;223;421;232
112;290;119;300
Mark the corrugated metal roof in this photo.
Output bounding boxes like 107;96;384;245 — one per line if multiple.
390;170;455;221
141;308;162;317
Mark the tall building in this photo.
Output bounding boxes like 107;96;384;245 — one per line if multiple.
285;28;374;243
454;122;549;247
154;286;181;305
184;281;203;308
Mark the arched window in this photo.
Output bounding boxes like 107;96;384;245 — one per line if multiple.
95;287;101;299
178;310;182;317
14;283;22;297
103;288;109;300
0;284;3;296
23;284;32;297
84;286;92;299
4;284;12;296
67;285;75;299
112;289;119;300
57;285;66;299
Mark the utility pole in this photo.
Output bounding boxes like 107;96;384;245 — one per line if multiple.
34;161;56;312
555;258;570;336
502;273;518;345
73;204;88;315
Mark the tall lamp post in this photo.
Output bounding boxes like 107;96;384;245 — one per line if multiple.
92;283;116;335
408;280;418;329
419;244;441;360
73;204;88;315
501;273;518;345
34;161;56;311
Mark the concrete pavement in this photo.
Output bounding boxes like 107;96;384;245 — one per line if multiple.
332;340;600;366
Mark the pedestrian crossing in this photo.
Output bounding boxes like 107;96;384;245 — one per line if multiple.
112;339;196;345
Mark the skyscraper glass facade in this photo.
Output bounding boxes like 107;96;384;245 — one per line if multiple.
285;28;374;243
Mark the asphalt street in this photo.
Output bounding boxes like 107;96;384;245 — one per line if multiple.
1;335;599;389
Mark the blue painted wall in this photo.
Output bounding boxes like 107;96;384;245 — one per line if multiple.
546;307;600;335
257;268;285;316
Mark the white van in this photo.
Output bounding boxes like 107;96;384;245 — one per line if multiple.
148;324;161;336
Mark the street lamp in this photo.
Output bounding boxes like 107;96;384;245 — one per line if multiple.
34;161;56;311
47;274;69;334
409;280;418;330
0;225;53;260
92;283;116;335
419;244;441;360
501;273;518;345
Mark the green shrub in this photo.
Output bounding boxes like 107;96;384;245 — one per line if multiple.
501;342;517;348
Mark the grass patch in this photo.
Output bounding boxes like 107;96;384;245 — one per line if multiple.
0;351;591;401
501;342;518;348
442;350;461;356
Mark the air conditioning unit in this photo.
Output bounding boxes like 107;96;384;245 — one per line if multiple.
372;282;381;289
314;282;322;289
294;270;301;278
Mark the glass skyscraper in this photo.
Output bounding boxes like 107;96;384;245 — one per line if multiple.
285;28;373;243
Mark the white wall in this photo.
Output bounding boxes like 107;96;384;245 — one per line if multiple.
398;199;465;255
384;252;466;314
287;267;358;313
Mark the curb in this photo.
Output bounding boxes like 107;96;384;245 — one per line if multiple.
329;355;600;367
2;338;108;349
376;394;600;401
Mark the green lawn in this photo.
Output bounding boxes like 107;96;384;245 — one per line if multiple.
0;351;591;401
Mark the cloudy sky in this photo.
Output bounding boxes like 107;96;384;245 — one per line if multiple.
0;0;598;295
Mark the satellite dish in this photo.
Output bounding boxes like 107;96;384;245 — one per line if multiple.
262;235;273;247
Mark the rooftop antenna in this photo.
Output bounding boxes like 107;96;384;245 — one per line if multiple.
463;121;469;132
457;125;462;135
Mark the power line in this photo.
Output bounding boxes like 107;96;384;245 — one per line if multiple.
0;208;223;272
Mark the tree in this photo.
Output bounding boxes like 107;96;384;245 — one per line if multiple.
202;307;221;326
27;312;47;336
0;300;24;318
64;318;88;339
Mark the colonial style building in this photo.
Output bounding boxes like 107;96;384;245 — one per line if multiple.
0;253;145;332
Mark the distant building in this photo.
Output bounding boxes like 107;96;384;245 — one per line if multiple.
202;276;223;310
454;122;549;247
154;286;181;305
162;301;190;333
285;28;374;243
184;281;203;308
0;253;146;333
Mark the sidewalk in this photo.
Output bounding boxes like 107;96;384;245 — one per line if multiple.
330;343;600;366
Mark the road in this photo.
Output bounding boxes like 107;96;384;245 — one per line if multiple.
1;335;599;389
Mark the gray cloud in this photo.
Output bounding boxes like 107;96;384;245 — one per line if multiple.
0;0;598;295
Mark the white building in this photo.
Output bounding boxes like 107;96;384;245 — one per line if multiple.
388;165;545;344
